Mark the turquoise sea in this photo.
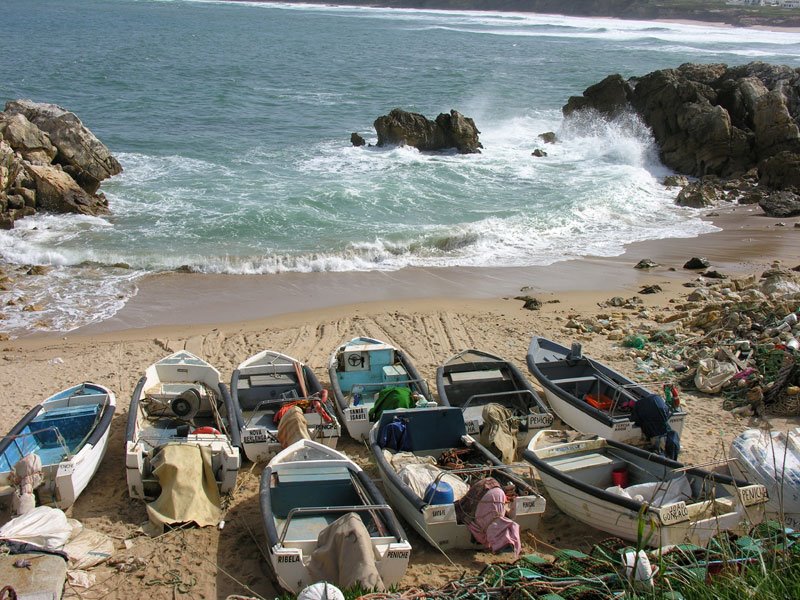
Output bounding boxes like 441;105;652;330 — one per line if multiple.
2;0;800;337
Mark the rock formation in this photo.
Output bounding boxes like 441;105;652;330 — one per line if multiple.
0;100;121;229
563;62;800;213
373;108;482;154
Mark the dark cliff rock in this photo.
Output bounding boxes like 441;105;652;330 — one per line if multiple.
0;100;120;228
563;62;800;192
374;108;482;154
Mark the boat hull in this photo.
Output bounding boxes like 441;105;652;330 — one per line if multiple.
369;406;546;551
540;386;685;443
0;382;116;509
261;439;410;593
437;349;554;446
527;336;686;442
524;432;766;548
234;350;341;463
125;351;240;500
329;337;430;441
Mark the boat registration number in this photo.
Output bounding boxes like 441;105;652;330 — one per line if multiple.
57;462;75;476
739;485;768;506
527;413;553;429
276;553;300;563
515;496;543;515
243;430;267;444
658;502;689;525
349;407;368;421
465;420;480;434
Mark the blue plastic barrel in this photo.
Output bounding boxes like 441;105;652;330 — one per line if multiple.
423;481;454;505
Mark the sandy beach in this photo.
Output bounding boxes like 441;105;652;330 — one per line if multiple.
2;204;800;599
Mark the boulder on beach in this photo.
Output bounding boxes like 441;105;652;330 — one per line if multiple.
0;100;120;228
373;108;482;154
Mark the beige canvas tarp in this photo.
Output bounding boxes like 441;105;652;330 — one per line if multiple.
307;512;385;591
145;443;221;535
479;403;518;464
277;405;311;448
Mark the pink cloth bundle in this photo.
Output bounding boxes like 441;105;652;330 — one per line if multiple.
466;486;521;556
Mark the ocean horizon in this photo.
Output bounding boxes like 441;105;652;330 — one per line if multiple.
2;0;800;338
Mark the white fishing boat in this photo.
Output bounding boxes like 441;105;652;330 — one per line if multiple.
0;382;115;510
730;427;800;530
527;336;686;443
436;349;553;442
329;337;431;441
260;439;411;593
369;406;546;551
125;350;240;499
231;349;340;463
524;430;768;548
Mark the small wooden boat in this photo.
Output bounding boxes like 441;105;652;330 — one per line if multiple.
436;349;553;441
329;337;430;441
523;430;768;547
125;350;241;500
0;382;115;509
730;427;800;530
232;349;341;463
526;336;686;443
260;439;411;593
369;406;546;551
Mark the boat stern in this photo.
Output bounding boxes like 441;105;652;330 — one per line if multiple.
376;540;412;587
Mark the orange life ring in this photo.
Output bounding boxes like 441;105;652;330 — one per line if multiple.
191;426;221;435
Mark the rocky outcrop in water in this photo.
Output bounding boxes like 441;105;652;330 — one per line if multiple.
0;100;121;229
564;62;800;183
564;62;800;212
373;108;482;153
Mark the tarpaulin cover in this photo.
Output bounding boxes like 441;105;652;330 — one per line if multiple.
145;443;221;534
479;403;518;464
383;450;468;500
0;505;71;550
307;512;385;591
369;387;412;421
277;405;311;449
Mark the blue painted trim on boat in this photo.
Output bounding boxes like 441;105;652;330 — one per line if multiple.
126;376;146;444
